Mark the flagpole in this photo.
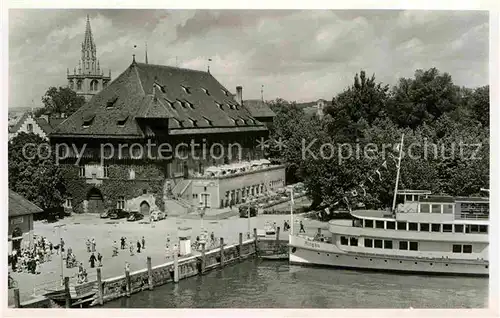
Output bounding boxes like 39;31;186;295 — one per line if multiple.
290;189;294;235
392;133;405;212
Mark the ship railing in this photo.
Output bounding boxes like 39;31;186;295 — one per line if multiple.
454;213;489;220
342;250;488;264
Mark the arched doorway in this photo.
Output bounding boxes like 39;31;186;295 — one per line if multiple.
12;227;23;251
140;201;150;216
87;188;104;214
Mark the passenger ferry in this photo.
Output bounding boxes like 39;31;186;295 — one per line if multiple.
288;134;489;276
289;191;489;276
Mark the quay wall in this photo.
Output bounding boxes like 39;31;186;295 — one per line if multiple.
17;234;289;308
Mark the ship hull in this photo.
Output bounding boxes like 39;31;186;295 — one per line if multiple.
289;235;488;276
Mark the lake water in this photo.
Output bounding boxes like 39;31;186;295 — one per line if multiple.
102;259;488;308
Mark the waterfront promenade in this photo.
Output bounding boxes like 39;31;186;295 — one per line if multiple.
8;212;325;305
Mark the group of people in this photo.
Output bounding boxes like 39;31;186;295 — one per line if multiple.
9;235;54;275
113;236;146;257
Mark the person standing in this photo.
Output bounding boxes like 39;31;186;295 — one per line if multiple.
112;241;118;257
60;238;65;253
136;240;141;253
49;242;53;254
89;253;97;268
299;221;306;233
129;244;134;256
120;237;125;250
91;238;96;252
141;236;145;249
97;253;103;267
86;239;91;253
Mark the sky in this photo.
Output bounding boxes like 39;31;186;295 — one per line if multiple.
8;9;489;109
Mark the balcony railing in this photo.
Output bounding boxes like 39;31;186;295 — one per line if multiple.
454;213;489;220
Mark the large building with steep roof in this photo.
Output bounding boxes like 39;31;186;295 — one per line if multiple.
51;58;283;216
67;15;111;101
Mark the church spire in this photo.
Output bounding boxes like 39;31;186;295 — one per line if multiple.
81;14;97;74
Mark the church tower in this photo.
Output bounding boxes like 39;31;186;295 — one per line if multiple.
67;15;111;101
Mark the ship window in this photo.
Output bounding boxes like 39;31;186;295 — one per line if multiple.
409;241;419;251
397;221;407;231
364;219;373;228
443;204;453;214
386;221;396;230
364;238;373;248
420;204;430;213
454;224;464;233
452;244;462;253
442;224;453;233
408;222;418;231
384;240;393;249
374;239;383;248
399;241;408;250
431;204;442;213
419;223;430;232
463;245;472;253
349;237;358;246
479;225;488;233
340;236;348;245
468;225;480;233
405;195;412;202
431;223;441;232
375;220;384;229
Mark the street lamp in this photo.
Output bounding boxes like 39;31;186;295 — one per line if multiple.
54;224;66;286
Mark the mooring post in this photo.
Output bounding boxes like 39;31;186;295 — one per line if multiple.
275;226;281;254
147;256;153;290
173;252;179;283
96;268;104;305
238;232;243;260
219;237;225;267
64;276;70;308
201;244;206;274
253;228;258;255
125;269;131;297
13;288;21;308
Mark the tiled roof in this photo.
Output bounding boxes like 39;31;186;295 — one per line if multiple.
243;100;275;118
52;62;267;138
34;117;54;134
9;190;43;217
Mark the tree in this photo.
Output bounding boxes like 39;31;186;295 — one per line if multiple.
35;86;86;117
467;85;489;127
8;132;66;212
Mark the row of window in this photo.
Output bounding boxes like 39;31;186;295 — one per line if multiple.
419;203;454;214
69;79;106;91
452;244;472;253
340;236;419;251
357;218;488;234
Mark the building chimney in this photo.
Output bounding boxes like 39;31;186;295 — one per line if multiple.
235;86;243;106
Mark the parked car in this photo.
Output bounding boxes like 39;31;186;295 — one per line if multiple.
127;212;144;222
150;211;165;221
108;209;129;219
239;205;257;218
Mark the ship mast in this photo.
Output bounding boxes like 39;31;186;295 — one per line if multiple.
392;133;405;212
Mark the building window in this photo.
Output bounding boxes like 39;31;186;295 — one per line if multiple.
454;224;464;233
27;123;33;132
364;219;373;228
463;245;472;253
397;221;407;231
340;236;348;245
364;238;373;248
420;204;430;213
431;223;441;232
349;237;358;246
117;196;125;209
103;165;109;178
409;241;419;251
77;80;82;90
420;223;429;232
408;222;418;231
466;225;480;233
443;204;453;214
399;241;408;250
386;221;396;230
65;198;72;208
374;239;383;248
452;244;462;253
431;204;442;213
79;165;85;177
143;189;147;195
384;240;393;249
375;221;384;229
442;224;453;233
479;225;488;233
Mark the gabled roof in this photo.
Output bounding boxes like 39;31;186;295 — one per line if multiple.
8;112;30;133
8;112;55;135
52;62;267;138
9;190;43;217
243;100;275;118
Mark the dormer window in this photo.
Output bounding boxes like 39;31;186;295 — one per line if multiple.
202;116;213;126
177;99;186;108
164;98;175;110
239;117;248;125
188;118;198;127
184;100;194;109
117;114;128;127
82;114;95;128
106;97;118;109
227;103;234;110
215;101;224;110
172;118;184;128
247;118;255;125
154;82;166;93
201;88;210;96
222;89;229;96
230;117;238;126
181;85;191;94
